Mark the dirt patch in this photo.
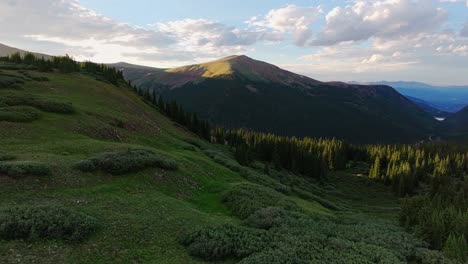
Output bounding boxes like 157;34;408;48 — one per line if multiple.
75;124;125;142
154;171;200;198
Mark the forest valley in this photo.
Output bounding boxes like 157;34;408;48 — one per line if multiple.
1;52;467;263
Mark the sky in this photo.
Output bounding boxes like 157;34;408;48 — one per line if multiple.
0;0;468;85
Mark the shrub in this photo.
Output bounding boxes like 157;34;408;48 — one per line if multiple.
0;205;97;241
73;159;96;172
0;95;75;114
0;75;25;89
244;207;307;230
0;151;15;161
222;183;301;219
239;249;309;264
0;161;50;177
0;106;41;122
180;224;268;260
74;149;178;175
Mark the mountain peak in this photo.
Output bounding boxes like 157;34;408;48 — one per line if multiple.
165;55;320;86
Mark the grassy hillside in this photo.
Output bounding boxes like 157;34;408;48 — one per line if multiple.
121;55;439;144
0;66;451;263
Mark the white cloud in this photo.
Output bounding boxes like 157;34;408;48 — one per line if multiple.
156;19;282;54
246;4;322;46
312;0;448;46
0;0;281;66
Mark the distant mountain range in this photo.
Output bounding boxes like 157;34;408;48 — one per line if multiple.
117;55;439;143
354;81;468;113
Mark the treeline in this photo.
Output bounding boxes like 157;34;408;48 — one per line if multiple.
212;128;349;180
367;144;467;196
209;128;467;261
135;87;211;140
211;129;468;197
0;52;124;85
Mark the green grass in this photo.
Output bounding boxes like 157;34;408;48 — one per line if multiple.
0;68;442;263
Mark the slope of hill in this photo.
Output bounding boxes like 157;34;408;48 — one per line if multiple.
0;51;459;264
443;106;468;141
121;55;438;143
406;95;452;119
0;43;50;59
365;81;468;113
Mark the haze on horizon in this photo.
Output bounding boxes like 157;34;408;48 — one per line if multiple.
1;0;468;86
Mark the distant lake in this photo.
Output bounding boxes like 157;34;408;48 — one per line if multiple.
435;117;446;121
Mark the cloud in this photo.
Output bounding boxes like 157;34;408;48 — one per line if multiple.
0;0;280;66
295;31;468;85
157;19;282;50
439;0;468;6
462;22;468;37
312;0;448;46
246;4;322;46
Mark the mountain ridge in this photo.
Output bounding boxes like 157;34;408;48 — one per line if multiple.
0;43;50;59
120;55;439;143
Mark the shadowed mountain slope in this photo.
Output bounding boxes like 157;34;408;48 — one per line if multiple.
120;55;438;143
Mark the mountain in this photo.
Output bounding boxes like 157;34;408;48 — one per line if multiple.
0;48;439;264
405;96;452;119
120;55;438;143
362;81;468;113
443;106;468;141
0;43;50;59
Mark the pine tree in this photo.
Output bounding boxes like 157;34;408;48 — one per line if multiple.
444;234;468;262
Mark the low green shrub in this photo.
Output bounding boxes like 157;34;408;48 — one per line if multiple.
0;161;50;177
0;95;75;114
19;71;49;81
73;159;97;172
0;75;25;89
222;183;301;219
0;62;36;70
180;224;268;260
74;149;178;175
0;106;41;122
0;151;15;161
0;205;97;241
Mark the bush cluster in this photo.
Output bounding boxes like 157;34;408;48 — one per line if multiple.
0;205;97;241
74;149;178;175
18;71;49;81
0;75;24;89
0;161;50;177
202;147;290;193
0;95;75;114
180;224;268;260
222;183;301;219
182;180;432;264
0;106;41;122
0;151;15;161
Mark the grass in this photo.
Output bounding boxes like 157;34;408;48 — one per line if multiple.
0;68;442;263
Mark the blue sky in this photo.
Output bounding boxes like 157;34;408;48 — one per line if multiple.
1;0;468;85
